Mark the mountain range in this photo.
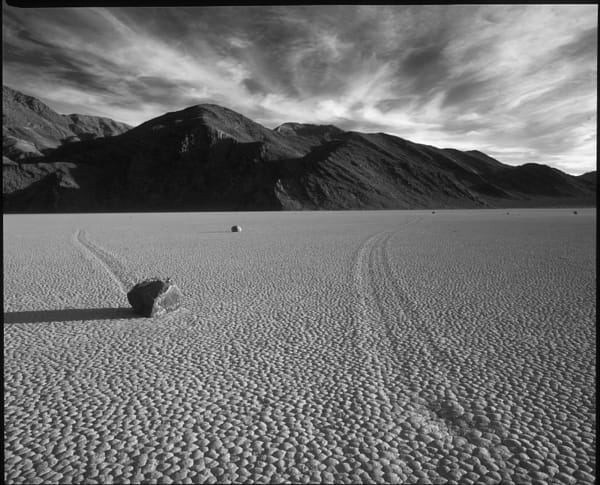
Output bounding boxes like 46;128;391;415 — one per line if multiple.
3;85;596;212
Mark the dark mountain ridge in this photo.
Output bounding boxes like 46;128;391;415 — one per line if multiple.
3;88;595;212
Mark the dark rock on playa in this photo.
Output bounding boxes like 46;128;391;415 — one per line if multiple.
231;225;242;232
127;277;182;317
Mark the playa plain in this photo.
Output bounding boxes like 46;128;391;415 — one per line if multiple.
3;209;596;484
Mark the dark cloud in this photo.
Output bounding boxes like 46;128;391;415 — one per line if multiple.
554;26;598;61
376;98;413;113
443;79;492;107
441;118;488;136
524;25;598;80
242;78;266;95
122;76;203;108
399;43;452;98
403;45;445;72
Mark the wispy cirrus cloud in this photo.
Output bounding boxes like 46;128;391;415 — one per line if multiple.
2;4;597;174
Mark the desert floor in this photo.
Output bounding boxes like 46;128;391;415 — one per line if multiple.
3;209;596;484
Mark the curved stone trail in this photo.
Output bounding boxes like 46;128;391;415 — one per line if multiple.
349;216;596;484
348;218;458;480
351;218;425;385
374;222;459;387
350;218;519;483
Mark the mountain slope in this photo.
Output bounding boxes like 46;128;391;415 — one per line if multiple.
3;99;595;212
3;85;131;162
577;171;597;191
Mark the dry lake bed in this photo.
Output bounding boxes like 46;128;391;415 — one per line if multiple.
3;209;596;484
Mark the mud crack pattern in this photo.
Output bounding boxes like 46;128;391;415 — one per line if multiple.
4;210;596;484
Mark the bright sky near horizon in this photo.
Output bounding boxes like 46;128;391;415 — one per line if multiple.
2;4;597;174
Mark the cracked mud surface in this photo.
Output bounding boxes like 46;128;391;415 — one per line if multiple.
4;209;596;484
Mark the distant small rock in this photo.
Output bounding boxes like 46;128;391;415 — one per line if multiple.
127;277;182;317
231;225;242;232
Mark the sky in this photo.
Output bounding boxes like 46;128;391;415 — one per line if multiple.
2;4;597;175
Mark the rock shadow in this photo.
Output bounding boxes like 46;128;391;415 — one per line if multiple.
3;307;139;324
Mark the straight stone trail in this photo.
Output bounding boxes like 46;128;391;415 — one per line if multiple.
73;229;134;297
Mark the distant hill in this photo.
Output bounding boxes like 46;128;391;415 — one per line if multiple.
3;85;131;162
2;91;595;212
577;171;597;189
